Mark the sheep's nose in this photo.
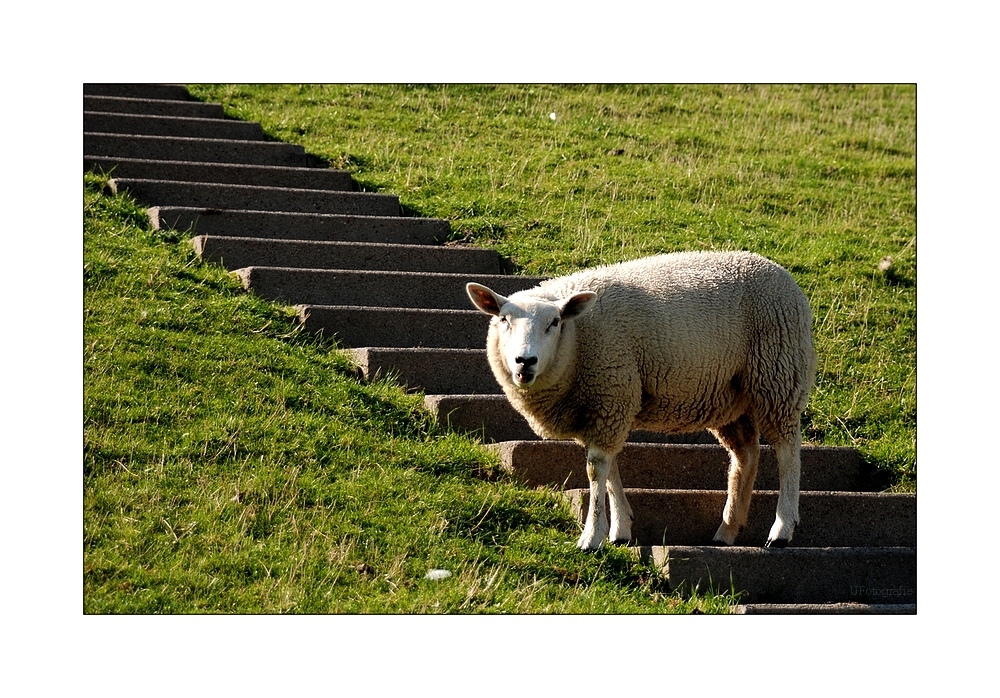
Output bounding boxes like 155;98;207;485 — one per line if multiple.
515;356;538;367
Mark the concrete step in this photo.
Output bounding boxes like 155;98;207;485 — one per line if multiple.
298;306;487;348
426;394;536;442
566;489;917;547
148;207;449;245
234;267;545;308
423;393;718;444
85;132;315;167
193;236;504;274
492;441;867;491
84;83;191;100
642;545;916;605
86;157;356;191
734;602;915;614
84;95;226;119
85;111;265;140
348;348;497;394
107;179;400;217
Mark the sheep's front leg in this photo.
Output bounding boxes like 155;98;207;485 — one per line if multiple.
607;459;633;544
577;447;613;550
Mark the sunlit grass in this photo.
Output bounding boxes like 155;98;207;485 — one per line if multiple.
189;83;916;486
84;172;733;613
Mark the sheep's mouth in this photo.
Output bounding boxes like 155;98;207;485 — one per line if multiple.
513;370;536;388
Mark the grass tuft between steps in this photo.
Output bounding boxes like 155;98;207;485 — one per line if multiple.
83;173;733;613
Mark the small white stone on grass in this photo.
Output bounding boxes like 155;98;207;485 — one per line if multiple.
424;569;452;581
549;112;557;121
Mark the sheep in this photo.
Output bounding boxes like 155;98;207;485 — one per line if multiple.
466;250;816;551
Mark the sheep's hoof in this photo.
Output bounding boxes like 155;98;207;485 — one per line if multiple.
576;534;605;552
764;538;788;549
712;522;741;546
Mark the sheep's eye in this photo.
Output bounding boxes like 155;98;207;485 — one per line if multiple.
548;317;560;331
498;315;509;326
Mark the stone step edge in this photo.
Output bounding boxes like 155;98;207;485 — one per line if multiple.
296;306;490;351
490;439;862;459
84;109;261;128
109;178;401;218
347;347;492;393
234;266;541;281
85;130;306;149
83;95;225;115
83;83;192;100
85;131;319;168
191;236;504;278
488;440;867;491
635;543;918;557
194;235;499;257
732;602;916;614
148;207;450;235
422;393;720;445
348;347;486;363
565;489;916;548
636;545;917;604
348;346;486;357
84;107;230;119
86;156;355;186
233;266;546;310
108;177;399;201
567;487;915;497
298;304;482;316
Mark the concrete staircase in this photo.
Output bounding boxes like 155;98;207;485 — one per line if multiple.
84;83;917;614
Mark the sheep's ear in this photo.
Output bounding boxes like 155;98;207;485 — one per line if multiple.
558;291;597;320
467;283;508;316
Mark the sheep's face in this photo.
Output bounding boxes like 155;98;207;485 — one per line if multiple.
467;283;597;390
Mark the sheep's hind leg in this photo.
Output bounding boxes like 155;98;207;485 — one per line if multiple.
577;447;613;551
607;459;633;544
710;415;761;545
764;430;802;548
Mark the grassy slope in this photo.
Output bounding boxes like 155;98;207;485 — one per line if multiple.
188;84;916;486
83;174;731;613
85;84;915;613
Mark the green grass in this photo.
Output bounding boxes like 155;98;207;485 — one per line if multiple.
186;83;916;487
83;172;734;613
85;84;915;614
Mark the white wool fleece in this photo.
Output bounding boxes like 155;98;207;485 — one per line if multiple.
469;250;816;550
487;251;814;451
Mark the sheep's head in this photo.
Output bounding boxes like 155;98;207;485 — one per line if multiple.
466;283;597;390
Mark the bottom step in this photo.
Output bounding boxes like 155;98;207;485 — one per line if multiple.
642;545;916;605
734;602;916;614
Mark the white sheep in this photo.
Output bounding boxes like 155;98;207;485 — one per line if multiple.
466;251;816;551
